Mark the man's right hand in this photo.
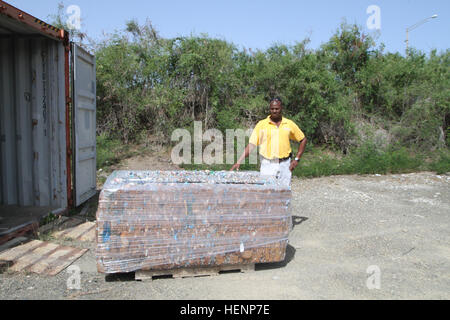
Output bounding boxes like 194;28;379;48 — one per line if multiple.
230;163;241;171
230;144;255;172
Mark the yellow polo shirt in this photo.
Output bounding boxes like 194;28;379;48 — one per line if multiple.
249;116;305;160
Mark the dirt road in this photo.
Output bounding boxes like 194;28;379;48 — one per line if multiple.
0;171;449;300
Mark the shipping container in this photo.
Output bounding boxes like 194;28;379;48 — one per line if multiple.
0;1;96;243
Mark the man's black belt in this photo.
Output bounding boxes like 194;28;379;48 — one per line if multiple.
261;153;292;163
279;154;292;162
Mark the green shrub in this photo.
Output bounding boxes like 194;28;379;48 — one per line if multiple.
96;133;122;168
429;151;450;174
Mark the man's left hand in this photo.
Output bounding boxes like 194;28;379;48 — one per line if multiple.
290;160;299;172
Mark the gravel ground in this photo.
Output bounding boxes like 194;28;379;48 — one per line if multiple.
0;172;449;300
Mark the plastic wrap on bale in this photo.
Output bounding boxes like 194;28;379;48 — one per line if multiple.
95;170;292;274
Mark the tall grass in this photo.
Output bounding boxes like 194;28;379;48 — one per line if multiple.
293;143;446;178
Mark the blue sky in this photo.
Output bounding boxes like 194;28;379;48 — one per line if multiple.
7;0;450;55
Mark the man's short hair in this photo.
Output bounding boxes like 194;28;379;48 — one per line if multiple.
270;97;283;105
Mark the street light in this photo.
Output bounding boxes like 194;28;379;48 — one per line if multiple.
406;14;438;54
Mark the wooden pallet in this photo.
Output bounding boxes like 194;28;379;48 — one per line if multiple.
0;240;88;276
0;222;39;246
135;264;255;281
52;222;96;242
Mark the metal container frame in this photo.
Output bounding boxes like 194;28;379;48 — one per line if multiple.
0;1;96;225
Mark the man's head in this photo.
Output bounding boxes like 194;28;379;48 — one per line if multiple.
269;97;283;122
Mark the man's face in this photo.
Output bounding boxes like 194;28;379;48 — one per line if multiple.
270;102;283;122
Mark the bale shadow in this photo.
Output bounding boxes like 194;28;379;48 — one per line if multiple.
105;272;136;282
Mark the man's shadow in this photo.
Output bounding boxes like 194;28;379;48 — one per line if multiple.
292;215;309;229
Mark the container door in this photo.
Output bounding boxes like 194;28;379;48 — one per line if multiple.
71;44;96;206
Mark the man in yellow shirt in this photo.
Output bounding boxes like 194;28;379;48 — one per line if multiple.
230;97;307;185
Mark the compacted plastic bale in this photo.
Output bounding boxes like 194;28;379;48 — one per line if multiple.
96;170;292;274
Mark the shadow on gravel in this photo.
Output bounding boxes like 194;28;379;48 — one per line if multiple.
105;272;136;282
292;216;309;229
255;244;296;271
